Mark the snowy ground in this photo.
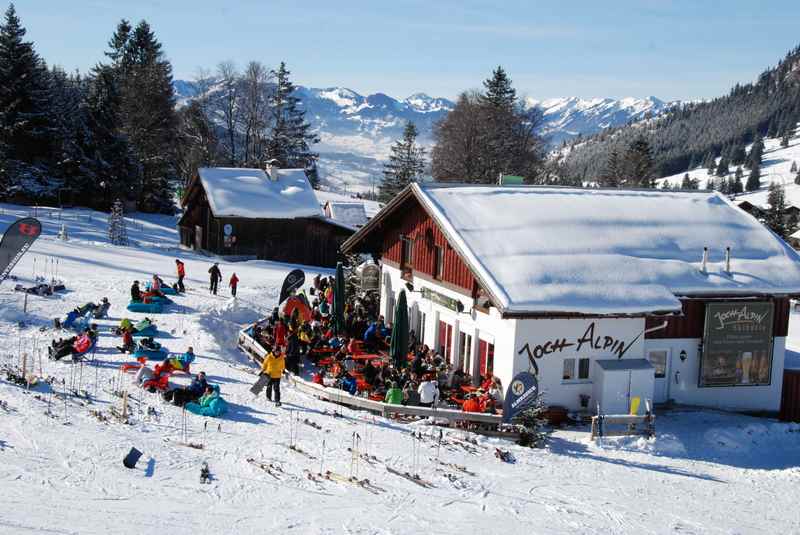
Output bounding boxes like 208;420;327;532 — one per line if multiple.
1;204;799;534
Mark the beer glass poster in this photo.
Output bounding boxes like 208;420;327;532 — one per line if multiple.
700;302;774;387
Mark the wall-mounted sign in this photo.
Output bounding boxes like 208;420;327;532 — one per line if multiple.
517;321;640;375
360;263;380;291
223;224;233;236
421;287;463;313
700;301;774;387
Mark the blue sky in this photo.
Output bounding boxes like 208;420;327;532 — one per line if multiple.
14;0;800;101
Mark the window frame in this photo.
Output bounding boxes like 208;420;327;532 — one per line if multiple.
562;358;576;381
434;245;444;280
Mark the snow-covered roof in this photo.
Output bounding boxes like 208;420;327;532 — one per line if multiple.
357;183;800;316
314;189;383;219
323;201;369;229
196;167;323;219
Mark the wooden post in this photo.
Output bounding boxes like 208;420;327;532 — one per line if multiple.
121;391;129;420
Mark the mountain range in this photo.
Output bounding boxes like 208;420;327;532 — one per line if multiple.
173;80;674;193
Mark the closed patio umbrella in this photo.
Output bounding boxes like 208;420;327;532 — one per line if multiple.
333;262;345;334
390;290;409;369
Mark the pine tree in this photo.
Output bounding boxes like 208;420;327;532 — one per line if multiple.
766;182;788;237
0;3;54;193
622;137;655;187
746;164;761;191
107;198;129;245
747;135;764;169
680;173;691;189
264;62;320;187
715;157;729;177
379;121;426;202
481;66;516;109
108;20;178;213
598;148;623;187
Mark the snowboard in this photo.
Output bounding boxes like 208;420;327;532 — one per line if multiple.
249;374;270;396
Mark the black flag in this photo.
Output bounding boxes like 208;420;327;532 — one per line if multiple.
502;371;540;424
278;269;305;305
0;217;42;284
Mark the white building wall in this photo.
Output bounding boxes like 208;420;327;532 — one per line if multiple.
643;337;785;412
511;317;646;411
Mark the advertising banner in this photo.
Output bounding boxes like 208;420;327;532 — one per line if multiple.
700;301;774;387
0;217;42;284
278;269;305;305
502;371;539;423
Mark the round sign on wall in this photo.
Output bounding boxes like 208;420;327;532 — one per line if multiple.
223;224;233;236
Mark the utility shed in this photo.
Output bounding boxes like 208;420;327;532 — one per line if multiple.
592;359;655;415
178;166;353;267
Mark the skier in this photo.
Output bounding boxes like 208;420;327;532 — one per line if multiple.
259;346;285;406
130;280;142;302
175;259;186;293
208;263;222;295
229;272;239;297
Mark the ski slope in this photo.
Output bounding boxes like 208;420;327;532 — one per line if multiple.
657;128;800;208
0;204;799;534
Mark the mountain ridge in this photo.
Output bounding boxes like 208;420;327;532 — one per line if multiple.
172;79;674;192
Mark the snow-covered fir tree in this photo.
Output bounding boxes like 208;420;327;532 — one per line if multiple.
264;62;320;188
379;121;426;202
107;199;128;245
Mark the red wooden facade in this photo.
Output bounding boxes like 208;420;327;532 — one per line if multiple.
381;198;477;296
779;370;800;422
645;298;791;339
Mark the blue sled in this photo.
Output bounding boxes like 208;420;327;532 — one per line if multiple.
127;301;163;314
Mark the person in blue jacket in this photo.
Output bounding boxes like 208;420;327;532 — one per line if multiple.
341;372;358;396
186;384;228;417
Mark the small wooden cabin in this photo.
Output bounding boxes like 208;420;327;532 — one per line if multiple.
179;167;353;267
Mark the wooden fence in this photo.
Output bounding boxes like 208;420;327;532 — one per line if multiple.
237;325;504;428
779;369;800;423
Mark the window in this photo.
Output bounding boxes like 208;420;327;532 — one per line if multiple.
417;311;426;344
578;358;591;380
562;358;575;381
400;236;413;268
479;340;495;376
434;246;444;279
648;350;667;378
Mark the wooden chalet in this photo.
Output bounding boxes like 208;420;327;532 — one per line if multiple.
343;183;800;414
179;167;353;267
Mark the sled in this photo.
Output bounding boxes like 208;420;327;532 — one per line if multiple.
132;347;169;362
127;301;163;314
161;286;178;296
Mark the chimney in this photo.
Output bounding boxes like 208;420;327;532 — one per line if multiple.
701;247;708;273
725;246;731;274
265;159;280;181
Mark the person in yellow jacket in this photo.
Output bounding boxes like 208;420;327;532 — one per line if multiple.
259;346;285;406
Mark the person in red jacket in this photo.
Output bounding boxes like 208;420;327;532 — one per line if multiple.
175;259;186;293
274;318;287;349
229;273;239;297
462;394;482;413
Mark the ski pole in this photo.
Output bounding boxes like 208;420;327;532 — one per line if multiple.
319;439;325;475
